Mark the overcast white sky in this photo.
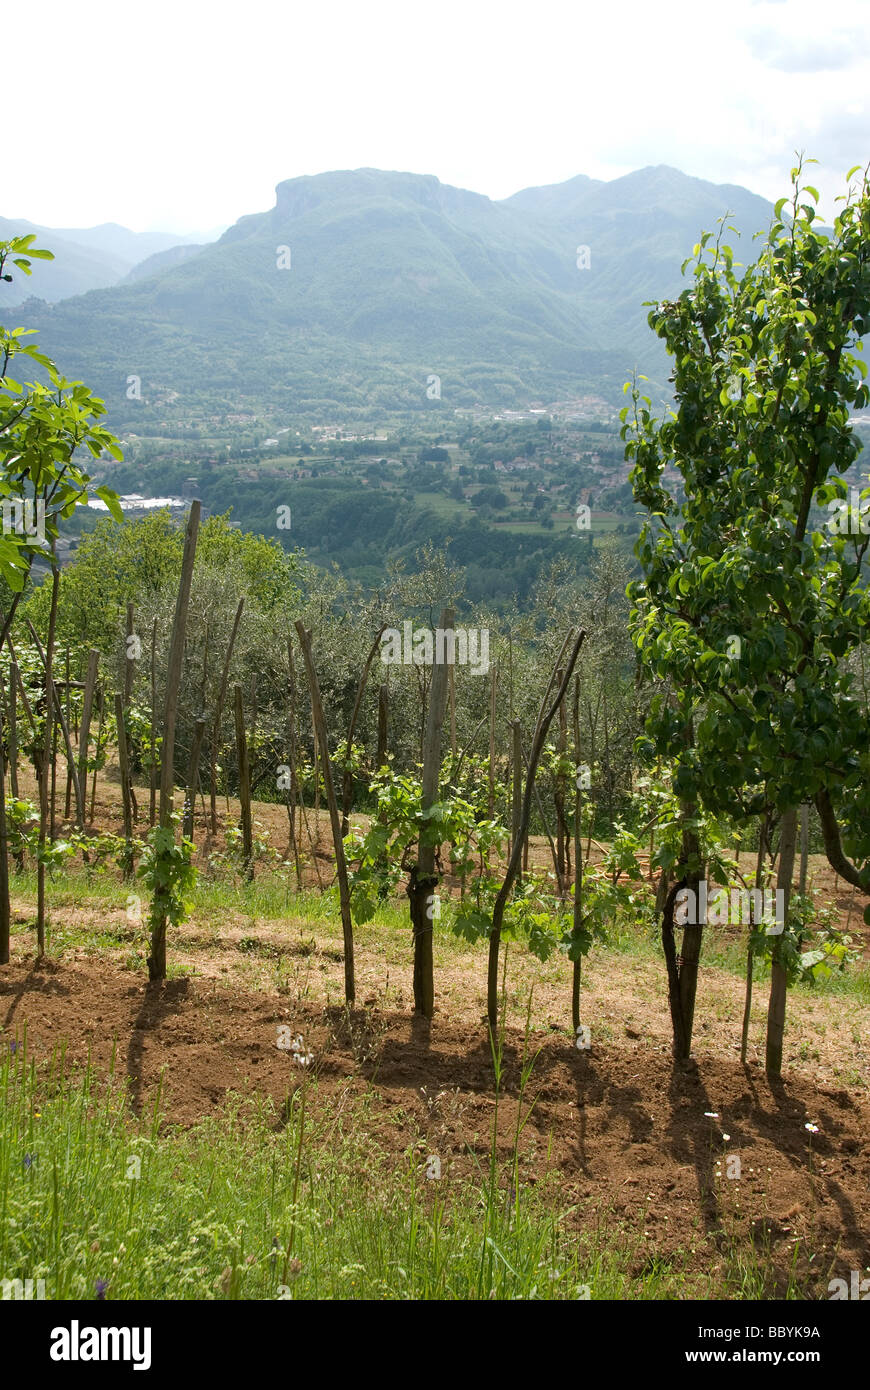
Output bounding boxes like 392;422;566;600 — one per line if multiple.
8;0;869;234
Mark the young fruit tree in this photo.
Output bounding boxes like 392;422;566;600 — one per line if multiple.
0;235;122;965
625;161;870;1075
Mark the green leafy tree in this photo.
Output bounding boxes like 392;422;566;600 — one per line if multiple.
0;235;121;963
625;160;870;1073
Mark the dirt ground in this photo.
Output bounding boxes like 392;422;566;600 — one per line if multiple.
2;771;868;1297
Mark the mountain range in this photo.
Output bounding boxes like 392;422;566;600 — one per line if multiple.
0;219;216;306
1;166;777;422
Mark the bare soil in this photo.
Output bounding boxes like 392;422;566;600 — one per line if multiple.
2;770;868;1297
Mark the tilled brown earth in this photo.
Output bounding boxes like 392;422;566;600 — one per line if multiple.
2;956;867;1296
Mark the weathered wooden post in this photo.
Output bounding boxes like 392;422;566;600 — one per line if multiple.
183;717;207;846
77;649;100;830
36;565;60;955
210;598;244;836
0;699;9;965
377;682;389;770
114;692;135;879
511;719;523;884
149;617;158;826
409;607;453;1020
766;807;798;1078
147;501;200;983
233;686;254;880
294;619;355;1004
486;629;586;1031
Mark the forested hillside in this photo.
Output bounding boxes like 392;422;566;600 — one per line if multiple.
11;166;775;423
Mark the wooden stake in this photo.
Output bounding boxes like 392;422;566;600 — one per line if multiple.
124;601;136;705
210;598;244;836
64;648;72;820
294;620;355;1004
89;687;105;824
377;682;389;770
341;625;386;837
233;686;254;880
0;696;9;965
36;565;60;956
7;666;18;800
488;663;497;820
511;719;522;878
410;607;454;1019
77;650;100;830
766;806;797;1078
25;621;84;829
285;638;302;888
571;676;583;1032
115;692;134;878
183;717;207;847
148;501;200;982
149;617;158;827
486;629;586;1030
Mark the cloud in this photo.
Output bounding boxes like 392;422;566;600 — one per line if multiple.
745;26;869;72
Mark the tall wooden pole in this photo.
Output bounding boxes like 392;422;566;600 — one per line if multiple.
766;807;797;1078
294;620;355;1004
36;565;59;955
149;617;158;827
77;650;100;830
183;717;207;847
210;598;244;836
486;630;586;1030
124;602;136;705
571;676;583;1032
233;687;254;880
148;501;200;982
26;620;84;829
488;664;497;820
285;638;301;886
377;682;389;770
511;719;522;879
410;608;453;1019
63;648;72;819
340;626;386;837
115;692;134;878
0;698;9;965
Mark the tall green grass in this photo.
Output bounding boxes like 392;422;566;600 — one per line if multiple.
0;1039;811;1301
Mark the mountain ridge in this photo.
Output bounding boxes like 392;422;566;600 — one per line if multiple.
1;165;777;421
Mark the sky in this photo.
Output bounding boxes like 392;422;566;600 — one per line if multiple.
7;0;869;235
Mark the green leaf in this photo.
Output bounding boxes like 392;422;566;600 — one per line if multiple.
95;486;124;523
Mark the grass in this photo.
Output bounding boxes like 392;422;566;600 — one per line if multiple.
3;856;859;1301
0;1037;815;1302
10;860;869;1006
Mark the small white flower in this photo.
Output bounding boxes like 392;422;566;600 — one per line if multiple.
704;1112;719;1118
805;1122;819;1134
722;1133;730;1142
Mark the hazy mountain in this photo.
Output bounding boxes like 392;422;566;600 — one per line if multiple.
2;166;777;420
123;243;207;283
0;220;209;306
